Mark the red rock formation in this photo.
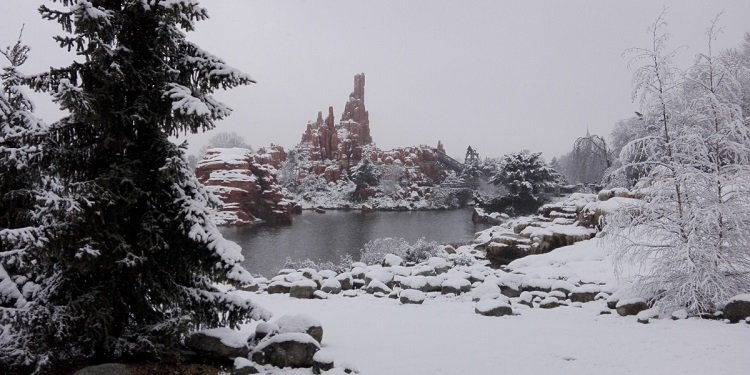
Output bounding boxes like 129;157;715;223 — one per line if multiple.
196;147;294;225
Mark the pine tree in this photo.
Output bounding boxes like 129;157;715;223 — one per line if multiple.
2;1;269;371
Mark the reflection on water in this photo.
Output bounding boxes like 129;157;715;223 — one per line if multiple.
220;208;489;277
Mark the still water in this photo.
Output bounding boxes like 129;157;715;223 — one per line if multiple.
220;208;489;277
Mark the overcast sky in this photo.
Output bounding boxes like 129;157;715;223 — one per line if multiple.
1;0;749;160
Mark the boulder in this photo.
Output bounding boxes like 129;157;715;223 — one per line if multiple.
251;332;320;368
276;314;324;344
336;272;353;290
312;349;335;374
254;322;279;343
399;289;426;305
724;294;750;323
485;235;532;266
615;298;649;316
569;284;601;303
267;281;291;294
539;297;564;309
441;278;471;295
383;253;404;267
321;278;342;294
289;279;318;299
185;328;249;360
366;279;392;295
474;299;513;317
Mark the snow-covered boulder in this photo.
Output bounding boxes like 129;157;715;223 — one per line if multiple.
399;289;426;305
335;272;353;290
383;253;404;267
313;349;335;373
254;322;279;342
364;268;395;287
569;284;601;303
267;281;291;294
539;297;565;309
471;281;501;301
400;275;427;291
366;279;392;295
276;314;324;344
184;327;250;360
441;278;471;295
251;332;320;368
290;279;318;299
616;298;649;316
427;257;450;274
724;294;750;323
474;299;513;317
321;278;342;294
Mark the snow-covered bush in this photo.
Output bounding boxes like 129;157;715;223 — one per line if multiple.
359;237;441;265
282;254;354;274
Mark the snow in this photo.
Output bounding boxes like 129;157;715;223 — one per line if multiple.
728;293;750;303
240;292;750;375
196;327;249;348
275;314;321;334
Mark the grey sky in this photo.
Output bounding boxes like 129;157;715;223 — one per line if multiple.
1;0;749;160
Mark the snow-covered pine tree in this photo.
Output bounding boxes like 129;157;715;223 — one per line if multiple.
485;150;558;215
0;28;79;370
2;1;269;371
605;13;750;314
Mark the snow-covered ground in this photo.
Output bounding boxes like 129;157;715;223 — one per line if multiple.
230;236;750;374
240;291;749;375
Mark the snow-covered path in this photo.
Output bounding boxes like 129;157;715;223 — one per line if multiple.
243;292;750;375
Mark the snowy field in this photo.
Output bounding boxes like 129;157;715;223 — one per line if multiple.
239;291;750;375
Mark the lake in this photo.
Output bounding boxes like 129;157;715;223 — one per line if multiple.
220;208;490;277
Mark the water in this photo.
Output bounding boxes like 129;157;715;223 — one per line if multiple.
220;208;489;277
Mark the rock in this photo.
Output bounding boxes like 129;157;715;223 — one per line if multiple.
616;298;649;316
539;297;564;309
364;268;395;287
195;146;293;225
319;270;337;279
276;314;324;344
251;332;320;368
485;235;532;266
399;289;426;304
443;245;456;254
185;328;249;360
74;364;130;375
724;294;750;323
312;349;335;374
267;281;291;294
383;253;404;267
290;279;318;299
471;281;501;301
313;290;329;299
233;358;259;375
400;275;428;291
606;295;619;310
424;275;445;292
427;257;450;274
412;265;436;277
336;272;353;290
569;284;601;303
314;207;326;214
500;285;521;298
321;278;342;294
441;278;471;295
254;322;279;343
366;279;392;295
352;279;365;289
475;299;513;317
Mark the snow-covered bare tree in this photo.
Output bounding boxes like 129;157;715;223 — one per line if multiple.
1;1;270;372
605;13;750;315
